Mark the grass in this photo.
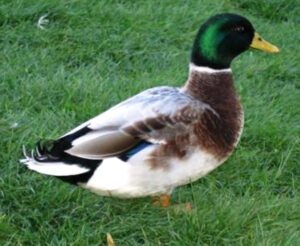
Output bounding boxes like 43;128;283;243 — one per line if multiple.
0;0;299;245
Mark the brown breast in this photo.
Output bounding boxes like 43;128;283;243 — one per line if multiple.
148;69;243;169
184;70;243;159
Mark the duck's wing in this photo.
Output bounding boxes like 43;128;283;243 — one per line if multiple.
61;86;215;160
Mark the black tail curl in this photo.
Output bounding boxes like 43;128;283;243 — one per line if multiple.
23;126;102;185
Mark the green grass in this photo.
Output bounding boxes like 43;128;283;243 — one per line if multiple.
1;0;299;245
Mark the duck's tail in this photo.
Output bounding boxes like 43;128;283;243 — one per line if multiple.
20;139;101;185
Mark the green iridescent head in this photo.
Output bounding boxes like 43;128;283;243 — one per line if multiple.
191;13;279;69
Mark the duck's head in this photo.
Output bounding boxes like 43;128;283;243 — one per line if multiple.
191;13;279;69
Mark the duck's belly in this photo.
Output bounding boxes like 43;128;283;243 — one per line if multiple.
80;146;227;198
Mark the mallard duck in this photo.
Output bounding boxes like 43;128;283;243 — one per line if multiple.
21;13;279;207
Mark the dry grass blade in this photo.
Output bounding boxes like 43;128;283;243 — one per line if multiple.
107;233;116;246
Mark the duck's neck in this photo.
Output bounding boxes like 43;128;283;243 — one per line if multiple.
183;63;236;107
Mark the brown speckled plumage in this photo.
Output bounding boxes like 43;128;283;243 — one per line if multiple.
148;70;243;168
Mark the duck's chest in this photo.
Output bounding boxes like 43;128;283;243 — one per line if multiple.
182;69;244;159
149;102;244;168
191;104;244;159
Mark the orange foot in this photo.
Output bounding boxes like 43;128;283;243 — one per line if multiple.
152;195;193;212
152;194;171;208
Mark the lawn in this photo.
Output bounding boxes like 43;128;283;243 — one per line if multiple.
0;0;299;245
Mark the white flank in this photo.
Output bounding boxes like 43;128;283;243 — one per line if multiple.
20;157;89;176
81;145;224;198
189;63;232;74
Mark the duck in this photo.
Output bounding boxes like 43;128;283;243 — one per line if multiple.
21;13;279;207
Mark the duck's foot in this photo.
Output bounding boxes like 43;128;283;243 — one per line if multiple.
152;194;171;208
151;195;192;212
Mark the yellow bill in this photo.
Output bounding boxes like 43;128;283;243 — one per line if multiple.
250;32;279;53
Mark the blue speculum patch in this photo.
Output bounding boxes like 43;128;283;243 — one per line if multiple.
120;141;153;161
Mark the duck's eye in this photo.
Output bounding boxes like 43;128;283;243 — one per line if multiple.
233;26;245;32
